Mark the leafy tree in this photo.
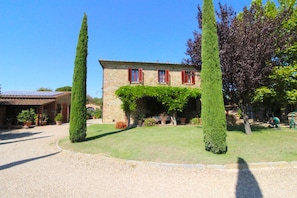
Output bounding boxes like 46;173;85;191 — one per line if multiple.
115;86;201;127
201;0;227;154
252;0;297;115
55;86;72;92
92;97;103;106
184;1;296;134
86;95;102;106
156;87;200;125
253;64;297;111
69;13;88;143
37;87;53;91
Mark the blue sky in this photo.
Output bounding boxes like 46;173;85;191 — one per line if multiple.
0;0;273;97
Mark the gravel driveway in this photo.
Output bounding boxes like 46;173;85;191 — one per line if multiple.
1;120;297;198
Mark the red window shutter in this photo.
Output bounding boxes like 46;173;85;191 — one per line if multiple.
165;70;169;84
192;71;195;84
128;68;132;82
181;70;185;84
139;68;143;83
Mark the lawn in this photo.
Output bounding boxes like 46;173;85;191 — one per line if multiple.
59;124;297;164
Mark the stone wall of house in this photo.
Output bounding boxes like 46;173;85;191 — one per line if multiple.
100;60;201;124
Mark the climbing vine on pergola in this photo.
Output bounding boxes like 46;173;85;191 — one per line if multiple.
115;85;201;126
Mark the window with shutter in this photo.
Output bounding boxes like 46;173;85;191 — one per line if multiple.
181;70;195;85
192;71;195;84
128;68;132;82
128;68;143;84
165;70;169;84
139;68;143;83
158;70;166;84
181;70;185;84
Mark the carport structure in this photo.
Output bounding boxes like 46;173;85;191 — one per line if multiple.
0;91;71;128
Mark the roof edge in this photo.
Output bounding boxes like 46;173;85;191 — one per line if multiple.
99;59;194;68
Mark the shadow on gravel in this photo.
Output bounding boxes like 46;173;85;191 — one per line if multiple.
0;131;43;140
0;135;52;145
0;151;61;171
236;157;263;198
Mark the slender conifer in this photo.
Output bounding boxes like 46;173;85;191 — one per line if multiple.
69;13;88;142
201;0;227;154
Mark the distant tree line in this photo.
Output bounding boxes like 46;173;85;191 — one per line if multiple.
36;86;102;106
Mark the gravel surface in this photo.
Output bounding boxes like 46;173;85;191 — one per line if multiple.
1;120;297;198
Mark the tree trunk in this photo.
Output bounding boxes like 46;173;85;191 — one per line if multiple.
243;114;252;135
241;104;252;135
171;112;177;126
126;112;131;128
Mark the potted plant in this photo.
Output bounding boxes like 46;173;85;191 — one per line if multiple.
17;108;36;128
42;112;49;125
55;113;63;125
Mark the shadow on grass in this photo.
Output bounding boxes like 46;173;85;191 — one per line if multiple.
236;157;263;198
85;127;133;142
227;124;268;133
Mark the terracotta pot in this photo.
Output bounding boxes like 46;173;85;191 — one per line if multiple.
56;121;62;125
24;121;32;128
180;118;186;125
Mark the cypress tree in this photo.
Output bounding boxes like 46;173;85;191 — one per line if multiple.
69;13;88;142
201;0;227;154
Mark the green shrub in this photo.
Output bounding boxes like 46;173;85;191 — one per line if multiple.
143;118;157;127
237;108;243;119
17;108;36;123
93;108;102;118
226;114;237;126
86;109;93;119
190;117;201;125
55;113;63;121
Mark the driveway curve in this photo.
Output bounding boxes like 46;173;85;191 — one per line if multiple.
1;120;297;198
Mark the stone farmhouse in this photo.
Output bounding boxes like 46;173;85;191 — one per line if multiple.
99;60;201;124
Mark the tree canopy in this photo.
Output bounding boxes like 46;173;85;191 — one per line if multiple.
55;86;72;92
184;0;297;133
115;86;201;126
37;87;53;91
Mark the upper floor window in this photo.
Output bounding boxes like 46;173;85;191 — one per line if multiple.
181;70;195;84
158;70;169;84
128;68;143;83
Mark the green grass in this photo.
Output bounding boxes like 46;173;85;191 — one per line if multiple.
59;124;297;164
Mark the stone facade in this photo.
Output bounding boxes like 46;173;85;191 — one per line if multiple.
99;60;201;123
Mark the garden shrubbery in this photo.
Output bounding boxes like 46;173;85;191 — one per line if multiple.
115;121;127;129
190;117;201;125
226;114;237;126
143;118;157;127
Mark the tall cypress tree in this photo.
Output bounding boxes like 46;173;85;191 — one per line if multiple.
69;13;88;143
201;0;227;154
